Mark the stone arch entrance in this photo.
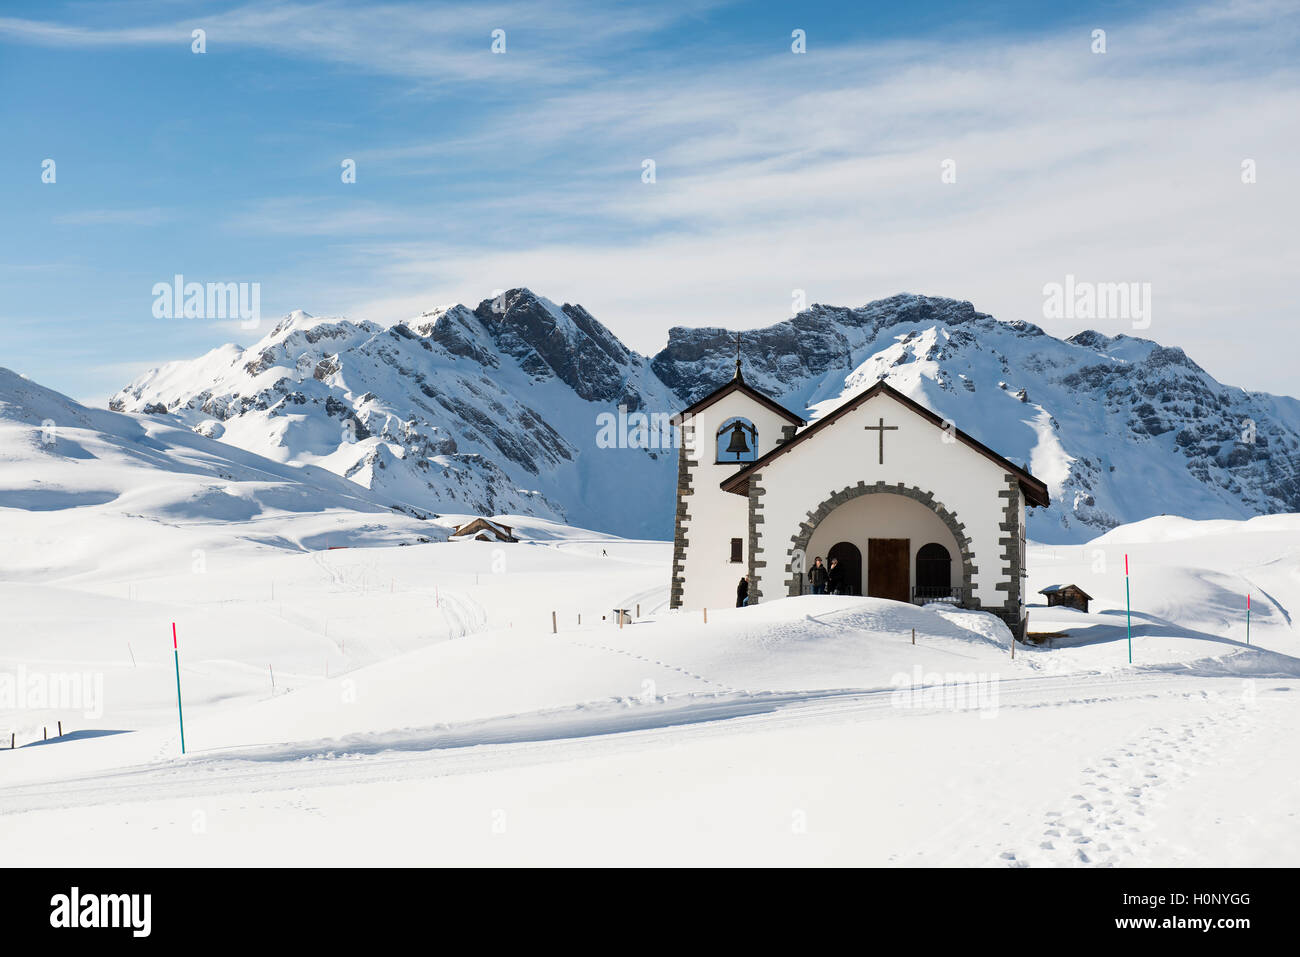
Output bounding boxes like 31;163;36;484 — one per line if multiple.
785;481;976;603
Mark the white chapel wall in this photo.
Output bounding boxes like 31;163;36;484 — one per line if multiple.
751;392;1013;608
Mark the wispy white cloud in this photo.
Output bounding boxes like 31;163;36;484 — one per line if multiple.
52;207;172;226
315;0;1299;393
0;0;726;86
7;0;1297;395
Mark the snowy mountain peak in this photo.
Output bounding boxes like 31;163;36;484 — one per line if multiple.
108;293;1300;543
651;294;1300;542
110;299;680;538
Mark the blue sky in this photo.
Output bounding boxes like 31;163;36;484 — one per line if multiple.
1;0;1297;402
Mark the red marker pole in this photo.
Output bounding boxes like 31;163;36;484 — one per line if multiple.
172;622;186;754
1124;554;1133;664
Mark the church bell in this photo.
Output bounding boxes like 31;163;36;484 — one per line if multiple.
725;422;751;455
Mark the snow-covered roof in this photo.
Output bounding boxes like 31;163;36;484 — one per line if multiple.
1039;583;1092;599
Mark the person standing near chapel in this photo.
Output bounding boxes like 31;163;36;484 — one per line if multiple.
828;557;842;596
809;557;829;595
736;575;749;607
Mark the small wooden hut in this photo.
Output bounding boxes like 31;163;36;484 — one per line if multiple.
450;518;517;543
1038;583;1092;613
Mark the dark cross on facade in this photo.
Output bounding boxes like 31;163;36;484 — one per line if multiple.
864;417;898;464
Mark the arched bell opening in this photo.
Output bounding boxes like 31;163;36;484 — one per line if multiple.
716;417;757;463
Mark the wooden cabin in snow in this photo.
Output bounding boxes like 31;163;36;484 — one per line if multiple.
1038;584;1092;613
450;518;517;543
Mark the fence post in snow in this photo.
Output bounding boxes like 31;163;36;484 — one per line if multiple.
703;608;708;624
552;611;557;634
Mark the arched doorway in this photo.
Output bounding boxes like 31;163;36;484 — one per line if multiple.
827;541;862;596
915;542;953;601
787;482;973;605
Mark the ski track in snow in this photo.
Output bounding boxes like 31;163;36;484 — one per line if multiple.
0;670;1270;817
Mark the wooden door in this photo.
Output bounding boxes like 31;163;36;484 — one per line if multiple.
867;538;910;602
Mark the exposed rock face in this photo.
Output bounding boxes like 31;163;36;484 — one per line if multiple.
110;293;679;538
112;292;1300;543
651;294;1300;542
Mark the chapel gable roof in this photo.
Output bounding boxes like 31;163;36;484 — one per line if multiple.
718;379;1050;508
669;369;805;428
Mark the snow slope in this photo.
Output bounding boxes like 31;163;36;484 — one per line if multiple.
2;418;1298;867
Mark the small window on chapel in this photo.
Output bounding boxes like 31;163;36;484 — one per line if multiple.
730;538;743;563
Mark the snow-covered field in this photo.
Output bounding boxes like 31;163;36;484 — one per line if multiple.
3;482;1298;865
3;363;1298;866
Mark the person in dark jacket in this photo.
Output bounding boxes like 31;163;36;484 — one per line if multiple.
736;575;750;607
808;557;829;595
827;557;843;596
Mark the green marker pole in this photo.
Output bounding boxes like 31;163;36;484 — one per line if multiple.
1124;553;1132;664
172;622;186;754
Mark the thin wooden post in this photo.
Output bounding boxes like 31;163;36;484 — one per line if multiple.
58;721;62;737
912;628;915;645
619;612;624;630
43;727;47;741
636;603;640;618
703;608;708;624
552;611;557;634
578;613;581;625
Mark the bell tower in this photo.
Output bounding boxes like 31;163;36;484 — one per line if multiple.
667;334;805;610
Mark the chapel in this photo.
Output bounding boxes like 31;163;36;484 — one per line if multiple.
668;357;1049;640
